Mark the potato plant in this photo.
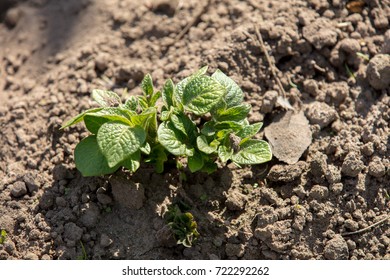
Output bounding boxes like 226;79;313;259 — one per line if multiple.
61;66;272;176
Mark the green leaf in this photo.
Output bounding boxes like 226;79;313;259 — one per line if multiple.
146;144;168;173
140;142;151;155
175;66;209;110
162;79;175;108
236;122;263;139
121;150;141;173
231;140;272;165
138;96;149;110
170;113;197;141
212;69;243;108
188;151;204;173
157;121;194;156
196;135;217;154
149;91;161;107
160;110;171;121
141;74;154;97
183;75;226;115
60;108;103;129
218;145;233;163
75;136;120;176
214;104;251;122
200;121;216;136
214;121;244;131
97;122;146;168
91;89;122;107
122;96;138;111
84;113;132;134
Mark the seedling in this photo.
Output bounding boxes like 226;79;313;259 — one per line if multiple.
61;66;272;176
0;229;7;244
164;204;199;247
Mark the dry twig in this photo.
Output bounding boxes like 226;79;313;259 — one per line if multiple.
253;25;287;98
341;215;390;237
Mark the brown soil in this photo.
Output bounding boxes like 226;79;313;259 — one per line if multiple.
0;0;389;260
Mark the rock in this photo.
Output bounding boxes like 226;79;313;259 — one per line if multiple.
339;38;361;54
326;81;349;105
55;197;67;208
308;185;329;201
225;189;246;211
151;0;178;17
116;64;144;83
80;202;100;228
264;111;312;164
24;252;39;260
64;222;83;242
310;152;328;179
371;7;389;29
3;240;16;254
303;18;338;49
303;79;320;96
0;250;9;260
52;164;68;181
5;7;21;28
368;157;386;178
10;181;27;198
324;235;349;260
383;30;390;54
366;54;390;90
23;173;39;193
326;164;341;184
257;206;278;228
341;152;364;177
267;161;306;182
305;102;338;128
100;233;113;248
260;91;278;113
94;53;109;71
39;192;55;210
225;243;245;258
97;193;112;205
109;176;145;209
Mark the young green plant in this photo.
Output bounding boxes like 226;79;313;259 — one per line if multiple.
61;66;272;176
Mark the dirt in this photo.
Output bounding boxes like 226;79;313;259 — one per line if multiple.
0;0;389;260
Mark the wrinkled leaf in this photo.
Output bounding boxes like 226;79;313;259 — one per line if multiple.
183;75;226;115
97;122;146;168
170;113;197;141
157;121;194;156
212;69;243;108
196;135;217;154
84;113;132;134
61;108;103;129
149;91;161;107
231;139;272;165
237;122;263;139
91;89;122;107
214;104;251;122
218;145;233;163
121;150;141;173
162;79;175;108
141;74;154;97
140;142;151;155
123;96;138;111
75;135;119;176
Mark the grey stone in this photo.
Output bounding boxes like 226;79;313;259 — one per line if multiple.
268;161;307;182
64;222;83;242
324;235;349;260
305;101;338;128
10;181;27;198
